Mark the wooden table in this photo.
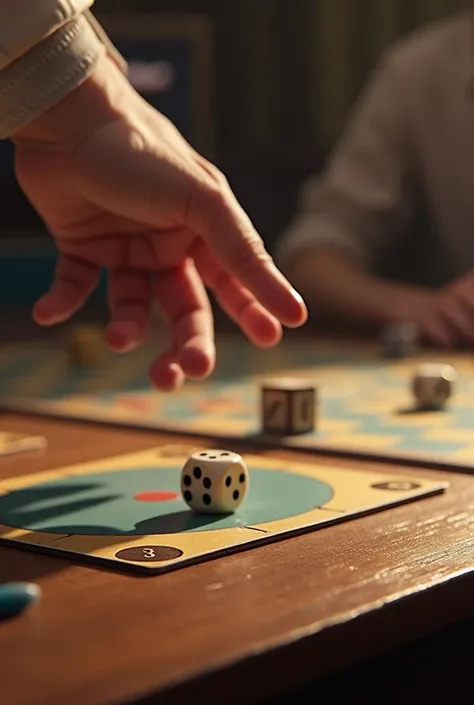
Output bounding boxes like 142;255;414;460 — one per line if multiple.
0;412;473;705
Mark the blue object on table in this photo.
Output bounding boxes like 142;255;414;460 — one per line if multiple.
0;582;42;619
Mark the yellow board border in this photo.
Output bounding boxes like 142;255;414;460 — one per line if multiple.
0;444;447;574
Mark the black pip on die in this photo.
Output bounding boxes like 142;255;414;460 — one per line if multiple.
180;449;249;514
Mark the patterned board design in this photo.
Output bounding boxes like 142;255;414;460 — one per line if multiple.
0;337;474;471
0;443;447;574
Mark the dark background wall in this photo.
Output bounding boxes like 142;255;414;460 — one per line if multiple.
2;0;464;221
0;0;465;306
129;0;463;245
105;0;464;150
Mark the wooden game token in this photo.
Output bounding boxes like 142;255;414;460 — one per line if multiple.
67;325;103;368
261;378;316;435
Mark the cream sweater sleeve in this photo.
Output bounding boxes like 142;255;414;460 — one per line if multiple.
0;1;126;138
275;49;415;272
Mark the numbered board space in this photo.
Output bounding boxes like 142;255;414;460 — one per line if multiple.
1;337;474;471
0;443;447;574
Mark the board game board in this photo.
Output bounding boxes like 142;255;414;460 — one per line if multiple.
1;336;474;471
0;442;446;574
0;431;46;457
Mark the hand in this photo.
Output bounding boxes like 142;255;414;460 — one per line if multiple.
419;273;474;347
12;56;307;391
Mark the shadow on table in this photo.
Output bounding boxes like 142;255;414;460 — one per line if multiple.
0;544;69;583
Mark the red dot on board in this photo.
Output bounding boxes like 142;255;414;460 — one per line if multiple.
133;491;179;502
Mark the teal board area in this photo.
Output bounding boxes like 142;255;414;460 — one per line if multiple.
0;466;333;535
0;444;447;574
1;336;474;471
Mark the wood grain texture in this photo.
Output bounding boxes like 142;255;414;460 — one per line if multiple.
0;413;473;705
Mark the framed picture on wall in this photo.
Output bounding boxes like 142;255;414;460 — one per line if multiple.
96;12;215;157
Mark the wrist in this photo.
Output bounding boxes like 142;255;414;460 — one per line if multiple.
1;13;106;142
12;54;125;149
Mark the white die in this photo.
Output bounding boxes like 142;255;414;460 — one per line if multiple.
180;449;249;514
412;363;457;409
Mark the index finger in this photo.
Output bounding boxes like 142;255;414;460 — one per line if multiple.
186;174;308;329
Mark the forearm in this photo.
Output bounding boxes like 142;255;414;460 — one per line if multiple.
283;248;433;325
12;54;126;148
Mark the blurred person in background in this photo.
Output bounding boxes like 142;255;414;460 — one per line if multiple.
278;8;474;348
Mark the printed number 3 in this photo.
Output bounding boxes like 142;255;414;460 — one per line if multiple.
143;548;156;558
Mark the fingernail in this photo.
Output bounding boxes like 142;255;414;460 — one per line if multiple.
286;288;308;326
290;287;305;304
0;582;42;619
106;321;141;352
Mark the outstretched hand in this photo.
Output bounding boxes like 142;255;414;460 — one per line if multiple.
13;56;307;390
421;272;474;348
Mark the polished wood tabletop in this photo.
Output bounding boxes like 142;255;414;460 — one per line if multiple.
0;411;473;705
